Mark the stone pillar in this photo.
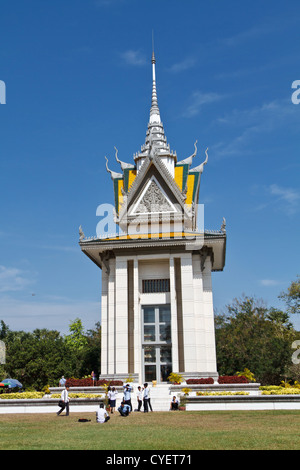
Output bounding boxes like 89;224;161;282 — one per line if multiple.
107;258;116;375
133;258;142;380
180;253;197;372
169;256;179;372
115;257;129;374
100;270;108;375
202;256;218;376
192;253;207;372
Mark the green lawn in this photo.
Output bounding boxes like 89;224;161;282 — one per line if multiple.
0;410;299;450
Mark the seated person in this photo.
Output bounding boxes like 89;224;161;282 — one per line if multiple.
96;403;110;423
118;401;131;416
170;396;179;410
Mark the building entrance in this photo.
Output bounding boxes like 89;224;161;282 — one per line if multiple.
142;305;172;383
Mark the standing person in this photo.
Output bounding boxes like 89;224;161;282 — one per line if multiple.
57;386;70;416
59;375;66;387
147;384;153;412
136;386;143;411
91;371;96;386
123;383;133;411
143;383;150;412
96;403;110;423
106;386;111;412
108;386;118;414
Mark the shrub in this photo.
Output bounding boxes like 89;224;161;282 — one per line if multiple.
186;378;214;384
51;393;103;399
261;388;300;395
167;372;183;384
65;378;123;387
196;391;249;396
0;392;44;399
97;379;123;386
181;387;192;395
218;375;248;384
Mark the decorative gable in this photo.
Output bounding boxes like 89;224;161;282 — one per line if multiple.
130;176;176;215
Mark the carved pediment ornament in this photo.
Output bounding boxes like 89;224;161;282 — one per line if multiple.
135;180;173;213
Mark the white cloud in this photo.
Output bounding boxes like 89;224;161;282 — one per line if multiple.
269;184;300;205
251;183;300;216
212;98;298;159
260;279;282;287
268;184;300;215
183;91;222;118
0;266;34;293
120;49;146;66
169;57;197;73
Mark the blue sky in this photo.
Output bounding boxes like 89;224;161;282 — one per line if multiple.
0;0;299;334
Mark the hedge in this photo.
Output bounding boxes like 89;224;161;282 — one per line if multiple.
186;376;249;384
65;378;123;387
186;378;214;384
218;375;248;384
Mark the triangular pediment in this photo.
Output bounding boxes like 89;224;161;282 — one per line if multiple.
116;155;194;233
130;176;177;215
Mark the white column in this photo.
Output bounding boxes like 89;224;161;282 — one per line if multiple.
107;259;116;375
192;253;206;372
100;270;108;375
133;258;142;380
169;256;179;372
202;257;218;374
115;257;128;374
180;253;197;372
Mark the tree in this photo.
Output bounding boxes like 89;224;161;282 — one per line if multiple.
215;296;296;385
81;322;101;377
3;328;72;389
279;276;300;316
64;318;89;378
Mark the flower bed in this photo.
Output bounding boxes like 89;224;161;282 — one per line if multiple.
185;376;249;385
218;375;248;384
196;391;249;396
0;392;44;399
65;378;123;387
51;393;102;399
260;388;300;395
0;392;103;400
186;378;214;385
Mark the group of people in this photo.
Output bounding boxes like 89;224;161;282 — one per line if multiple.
111;382;153;417
56;381;154;420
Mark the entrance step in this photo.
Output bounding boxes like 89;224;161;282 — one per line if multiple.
115;383;174;412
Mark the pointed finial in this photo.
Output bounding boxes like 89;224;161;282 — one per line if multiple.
150;35;160;124
152;30;155;63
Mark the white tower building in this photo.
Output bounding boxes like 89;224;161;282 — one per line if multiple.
79;52;226;383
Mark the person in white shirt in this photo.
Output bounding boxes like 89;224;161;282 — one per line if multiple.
143;383;153;412
108;387;118;414
96;403;110;423
136;386;143;411
57;386;70;416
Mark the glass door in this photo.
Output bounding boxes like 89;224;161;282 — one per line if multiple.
142;305;172;383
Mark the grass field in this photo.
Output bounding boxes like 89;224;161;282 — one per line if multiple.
0;410;299;451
